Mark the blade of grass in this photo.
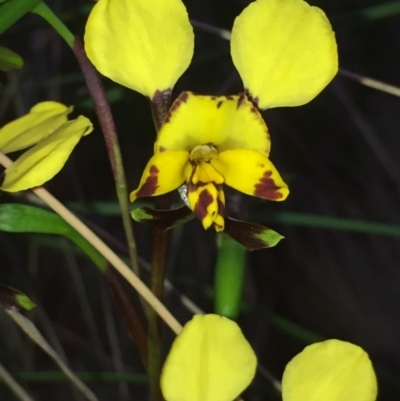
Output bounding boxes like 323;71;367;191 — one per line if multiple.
253;211;400;238
1;371;148;384
6;309;99;401
0;152;182;335
0;363;35;401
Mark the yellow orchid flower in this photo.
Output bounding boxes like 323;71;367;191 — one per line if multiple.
84;0;338;231
129;92;289;231
160;315;377;401
0;101;93;192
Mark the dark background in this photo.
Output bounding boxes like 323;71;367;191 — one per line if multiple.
1;0;400;399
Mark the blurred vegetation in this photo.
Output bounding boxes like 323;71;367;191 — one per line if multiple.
1;0;400;400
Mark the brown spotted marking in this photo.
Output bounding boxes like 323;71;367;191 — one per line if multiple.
136;165;159;197
254;171;283;200
159;146;166;152
151;89;172;125
193;189;214;221
165;92;189;123
217;100;223;108
226;95;234;101
236;95;246;109
244;89;260;109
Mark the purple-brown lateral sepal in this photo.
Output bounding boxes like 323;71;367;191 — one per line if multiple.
131;205;194;231
224;218;284;251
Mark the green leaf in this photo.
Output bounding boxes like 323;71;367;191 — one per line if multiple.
0;46;23;71
358;1;400;21
0;283;36;311
0;204;105;270
214;234;246;320
253;210;400;238
0;0;42;34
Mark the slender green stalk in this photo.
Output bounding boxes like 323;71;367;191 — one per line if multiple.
32;3;74;47
0;0;42;35
214;234;246;320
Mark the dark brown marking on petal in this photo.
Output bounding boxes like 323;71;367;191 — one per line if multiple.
244;89;260;109
226;95;234;100
236;95;246;109
250;106;257;113
217;100;223;108
224;218;268;251
159;146;166;152
168;91;190;118
151;89;172;126
217;199;225;216
254;171;283;200
179;92;189;103
211;96;217;100
136;165;159;197
194;189;213;221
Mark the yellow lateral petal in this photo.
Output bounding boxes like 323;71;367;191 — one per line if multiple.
211;149;289;201
160;314;257;401
130;151;189;202
1;116;93;192
0;101;72;153
155;92;271;155
282;339;378;401
84;0;194;97
231;0;338;109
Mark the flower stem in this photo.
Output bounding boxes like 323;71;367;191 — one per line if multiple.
72;37;140;278
33;4;140;277
146;101;172;401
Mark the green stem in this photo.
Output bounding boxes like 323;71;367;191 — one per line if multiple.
31;3;74;48
214;234;246;320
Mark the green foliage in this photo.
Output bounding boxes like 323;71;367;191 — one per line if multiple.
0;0;42;34
0;204;105;270
0;46;23;71
214;234;246;320
0;283;36;311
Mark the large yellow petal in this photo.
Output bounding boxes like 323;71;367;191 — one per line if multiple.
231;0;338;109
282;340;378;401
211;149;289;201
160;314;257;401
84;0;194;98
155;92;271;155
1;116;93;192
130;151;189;202
0;101;72;153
